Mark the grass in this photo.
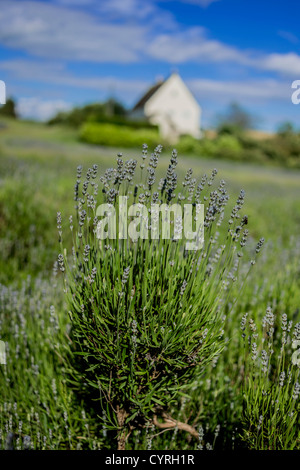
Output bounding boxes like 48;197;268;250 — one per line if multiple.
0;117;299;450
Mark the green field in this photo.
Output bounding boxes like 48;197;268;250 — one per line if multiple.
0;117;299;450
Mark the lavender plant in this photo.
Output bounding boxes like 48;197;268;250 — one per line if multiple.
57;145;259;449
0;277;102;450
240;307;300;449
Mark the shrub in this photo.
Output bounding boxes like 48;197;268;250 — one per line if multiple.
0;276;102;450
240;307;300;449
79;122;161;148
176;135;202;155
214;135;243;161
56;144;262;449
0;178;58;283
0;98;18;119
48;99;127;127
176;136;219;158
87;114;158;131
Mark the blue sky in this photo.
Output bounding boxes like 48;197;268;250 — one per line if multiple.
0;0;299;130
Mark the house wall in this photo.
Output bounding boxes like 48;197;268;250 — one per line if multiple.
144;74;201;142
128;108;148;121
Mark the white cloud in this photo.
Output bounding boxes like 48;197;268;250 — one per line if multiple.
0;0;300;79
96;0;156;19
147;27;246;63
188;78;291;102
17;97;72;121
173;0;220;6
54;0;95;5
0;1;147;63
2;57;291;110
0;60;67;81
259;53;300;76
278;30;299;45
0;0;249;67
158;0;220;7
0;58;150;104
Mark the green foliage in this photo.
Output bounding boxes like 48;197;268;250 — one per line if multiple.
57;146;260;448
277;121;295;137
0;98;18;119
79;122;161;148
87;114;158;130
214;134;243;160
176;135;203;155
0;277;103;450
271;131;300;167
48;98;300;167
240;308;300;449
48;99;127;127
0;119;300;450
177;134;243;161
176;127;300;167
216;102;255;132
48;99;159;135
217;122;244;137
0;176;58;283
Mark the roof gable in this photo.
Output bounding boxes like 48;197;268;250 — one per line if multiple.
132;80;164;111
132;73;200;113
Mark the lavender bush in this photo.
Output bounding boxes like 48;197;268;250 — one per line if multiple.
57;145;260;449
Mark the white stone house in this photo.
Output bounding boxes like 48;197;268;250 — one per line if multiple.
130;72;202;143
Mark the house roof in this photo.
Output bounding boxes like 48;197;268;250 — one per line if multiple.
132;79;165;111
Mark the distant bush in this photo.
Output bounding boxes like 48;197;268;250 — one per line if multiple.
216;102;255;133
79;122;161;148
48;99;157;131
214;135;243;160
177;134;242;161
86;114;158;131
176;135;202;154
54;99;300;167
0;97;18;119
176;135;219;158
48;99;127;127
177;126;300;168
217;122;244;137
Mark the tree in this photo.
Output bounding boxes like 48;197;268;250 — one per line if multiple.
277;121;295;137
105;98;127;117
48;99;127;127
216;102;254;134
0;97;17;118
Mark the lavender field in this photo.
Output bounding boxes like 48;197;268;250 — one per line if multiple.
0;117;299;450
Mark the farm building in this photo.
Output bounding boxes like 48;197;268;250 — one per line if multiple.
130;72;202;143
